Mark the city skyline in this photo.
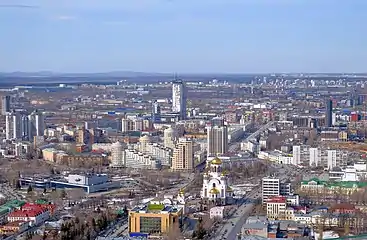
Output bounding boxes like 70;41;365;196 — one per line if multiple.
1;0;367;73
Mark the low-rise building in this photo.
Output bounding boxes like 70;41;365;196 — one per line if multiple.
7;203;52;226
0;221;29;235
266;196;287;220
209;206;225;219
128;196;184;236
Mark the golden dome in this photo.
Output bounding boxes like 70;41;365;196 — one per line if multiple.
179;188;184;194
226;186;233;192
211;156;222;165
209;188;220;194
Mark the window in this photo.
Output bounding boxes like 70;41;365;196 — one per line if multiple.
140;217;161;234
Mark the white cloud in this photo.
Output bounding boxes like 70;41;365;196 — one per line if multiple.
55;15;76;20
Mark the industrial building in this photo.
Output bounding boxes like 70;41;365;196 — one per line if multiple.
19;173;120;194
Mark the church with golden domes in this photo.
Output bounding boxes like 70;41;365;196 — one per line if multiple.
201;156;234;205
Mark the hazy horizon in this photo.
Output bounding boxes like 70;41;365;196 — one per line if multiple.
2;0;367;73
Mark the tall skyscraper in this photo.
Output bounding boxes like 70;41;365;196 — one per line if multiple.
28;110;45;140
5;111;21;140
326;99;333;127
1;95;11;115
171;138;194;171
151;100;161;123
206;119;228;157
111;141;126;167
172;80;187;120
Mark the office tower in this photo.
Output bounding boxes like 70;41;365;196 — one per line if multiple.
206;122;228;157
76;127;86;144
172;80;187;120
1;95;11;115
171;138;194;171
111;141;126;167
164;127;177;149
327;150;337;169
28;110;45;140
139;135;151;153
262;177;280;204
21;115;29;140
211;116;225;127
309;147;320;167
326;99;333;127
151;100;161;123
292;146;301;165
5;111;21;140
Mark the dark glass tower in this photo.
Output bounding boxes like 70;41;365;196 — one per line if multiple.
326;99;333;127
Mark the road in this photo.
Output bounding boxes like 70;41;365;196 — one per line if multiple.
212;189;260;240
212;163;299;240
245;121;274;142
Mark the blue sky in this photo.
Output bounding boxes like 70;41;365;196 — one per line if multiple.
1;0;366;73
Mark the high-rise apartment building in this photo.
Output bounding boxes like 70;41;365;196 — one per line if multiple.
28;110;45;140
292;145;348;168
163;127;177;149
309;147;319;167
172;80;187;120
151;100;161;123
111;141;126;167
5;111;21;140
1;95;11;115
171;138;194;171
207;120;228;157
326;99;333;127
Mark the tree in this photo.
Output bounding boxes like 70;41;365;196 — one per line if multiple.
59;189;67;199
15;180;21;190
192;217;207;239
27;185;33;193
165;221;184;240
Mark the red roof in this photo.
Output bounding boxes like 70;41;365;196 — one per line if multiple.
8;210;43;218
267;196;287;203
8;203;52;218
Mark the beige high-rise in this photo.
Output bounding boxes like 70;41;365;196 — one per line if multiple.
171;138;194;171
206;125;228;157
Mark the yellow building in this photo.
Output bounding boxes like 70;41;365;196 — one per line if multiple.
129;199;184;235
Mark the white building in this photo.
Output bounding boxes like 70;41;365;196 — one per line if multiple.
309;148;319;167
327;150;337;169
5;111;21;140
145;143;172;167
172;80;186;120
292;145;348;168
209;206;225;219
110;141;126;167
201;156;233;205
163;127;177;149
262;177;280;204
28;110;45;140
125;146;160;169
292;145;301;165
329;162;367;181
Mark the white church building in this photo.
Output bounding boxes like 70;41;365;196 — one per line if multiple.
201;156;234;205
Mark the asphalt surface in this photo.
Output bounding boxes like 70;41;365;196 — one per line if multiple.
212;164;299;240
213;190;260;240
